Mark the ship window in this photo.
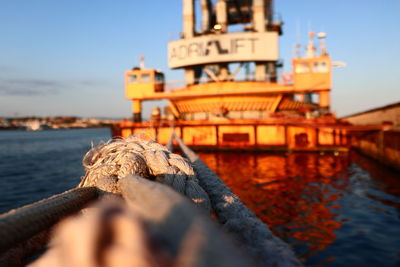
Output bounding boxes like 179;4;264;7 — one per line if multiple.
155;73;164;83
141;73;151;82
295;62;310;73
313;61;329;72
313;62;319;72
127;74;138;83
319;61;328;72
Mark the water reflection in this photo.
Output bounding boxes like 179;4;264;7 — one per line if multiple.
198;151;400;266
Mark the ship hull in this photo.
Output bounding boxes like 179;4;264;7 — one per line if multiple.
113;119;350;152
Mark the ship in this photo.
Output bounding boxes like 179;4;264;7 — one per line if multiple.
112;0;351;152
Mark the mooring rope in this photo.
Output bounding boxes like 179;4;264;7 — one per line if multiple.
173;133;303;267
31;176;256;267
119;174;256;266
0;134;303;266
79;135;211;212
0;187;98;254
167;132;175;152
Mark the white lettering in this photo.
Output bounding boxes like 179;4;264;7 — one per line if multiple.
168;32;279;68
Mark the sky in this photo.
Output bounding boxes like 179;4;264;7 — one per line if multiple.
0;0;399;118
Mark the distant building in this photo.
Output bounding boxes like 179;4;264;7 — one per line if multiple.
341;102;400;129
0;118;10;128
25;120;42;131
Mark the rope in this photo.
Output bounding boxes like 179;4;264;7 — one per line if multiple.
31;176;256;267
79;135;211;212
0;134;302;266
0;230;49;267
167;132;175;152
119;175;257;266
173;133;303;267
0;187;98;254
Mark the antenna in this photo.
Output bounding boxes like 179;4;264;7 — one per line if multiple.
139;56;145;69
294;20;301;58
317;32;327;56
306;31;316;58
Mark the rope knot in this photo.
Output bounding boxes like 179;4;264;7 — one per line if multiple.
79;135;211;212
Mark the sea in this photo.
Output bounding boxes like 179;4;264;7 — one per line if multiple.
0;128;399;266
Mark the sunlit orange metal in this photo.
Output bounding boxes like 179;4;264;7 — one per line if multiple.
115;4;347;152
125;69;164;99
292;55;331;90
113;117;356;151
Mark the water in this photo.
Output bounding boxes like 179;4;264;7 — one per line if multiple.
0;129;399;266
198;152;400;266
0;128;111;213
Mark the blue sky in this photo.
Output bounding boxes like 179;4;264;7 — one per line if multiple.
0;0;399;118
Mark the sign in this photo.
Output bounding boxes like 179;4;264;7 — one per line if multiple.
168;32;279;69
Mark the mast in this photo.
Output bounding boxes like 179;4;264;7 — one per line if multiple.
182;0;196;85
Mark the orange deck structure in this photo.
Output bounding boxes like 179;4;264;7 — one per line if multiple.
112;0;398;157
113;118;351;151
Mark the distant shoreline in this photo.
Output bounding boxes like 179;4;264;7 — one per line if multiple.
0;116;119;131
0;126;112;131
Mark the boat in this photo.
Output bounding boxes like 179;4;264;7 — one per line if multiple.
0;2;398;265
111;0;400;172
112;0;351;152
